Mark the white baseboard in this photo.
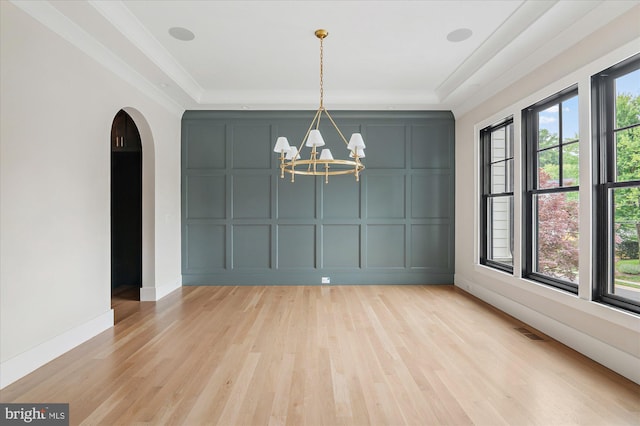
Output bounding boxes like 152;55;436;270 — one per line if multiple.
0;309;114;389
140;277;181;302
454;275;640;385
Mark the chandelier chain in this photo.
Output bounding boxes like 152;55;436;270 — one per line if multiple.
319;36;324;108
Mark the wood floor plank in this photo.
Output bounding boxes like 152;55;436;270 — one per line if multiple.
1;285;639;425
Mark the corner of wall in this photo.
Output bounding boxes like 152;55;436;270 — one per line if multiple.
140;277;182;302
0;310;114;389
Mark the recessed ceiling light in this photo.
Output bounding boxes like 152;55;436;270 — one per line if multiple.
446;28;472;43
168;27;195;41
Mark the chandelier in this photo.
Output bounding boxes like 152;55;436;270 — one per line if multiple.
273;29;366;183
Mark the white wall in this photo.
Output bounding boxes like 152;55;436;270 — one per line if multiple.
0;2;182;387
455;7;640;384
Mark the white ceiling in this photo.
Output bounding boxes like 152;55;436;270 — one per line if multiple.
17;0;639;116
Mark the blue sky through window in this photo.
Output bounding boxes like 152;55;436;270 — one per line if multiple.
616;69;640;97
537;71;639;143
538;95;579;142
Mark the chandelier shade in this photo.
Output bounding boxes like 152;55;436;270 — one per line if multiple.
350;147;365;159
347;133;366;150
273;137;291;153
285;146;301;160
274;29;365;183
306;129;326;147
319;149;334;160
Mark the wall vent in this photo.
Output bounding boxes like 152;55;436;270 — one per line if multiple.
514;327;545;341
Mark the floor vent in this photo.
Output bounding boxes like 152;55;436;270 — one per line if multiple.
514;327;545;341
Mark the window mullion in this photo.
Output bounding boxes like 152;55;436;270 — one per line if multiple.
531;186;580;195
559;99;564;187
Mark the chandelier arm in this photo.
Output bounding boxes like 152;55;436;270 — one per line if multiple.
310;145;317;173
279;151;286;178
322;108;350;145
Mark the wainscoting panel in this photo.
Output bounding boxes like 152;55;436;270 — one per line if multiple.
366;224;406;268
411;173;451;219
182;111;454;285
411;122;452;169
322;225;360;268
277;177;316;219
366;174;406;219
232;175;271;219
321;177;360;219
184;122;226;170
185;174;226;219
410;223;451;269
277;225;316;269
362;124;407;169
232;124;272;169
185;224;225;270
232;225;270;269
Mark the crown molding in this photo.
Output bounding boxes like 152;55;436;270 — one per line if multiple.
10;0;184;116
436;0;559;103
196;88;441;110
87;0;204;103
450;0;638;118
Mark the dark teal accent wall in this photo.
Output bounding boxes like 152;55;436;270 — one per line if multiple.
181;110;454;285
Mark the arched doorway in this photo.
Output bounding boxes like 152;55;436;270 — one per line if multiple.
111;110;142;302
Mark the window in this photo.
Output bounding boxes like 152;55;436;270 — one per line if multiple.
480;118;514;273
593;53;640;314
523;87;580;293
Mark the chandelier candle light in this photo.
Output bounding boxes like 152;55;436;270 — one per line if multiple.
273;29;366;183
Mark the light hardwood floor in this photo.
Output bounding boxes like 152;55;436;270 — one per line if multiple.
1;285;638;425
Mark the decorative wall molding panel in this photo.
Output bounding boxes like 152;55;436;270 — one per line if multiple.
182;111;454;285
